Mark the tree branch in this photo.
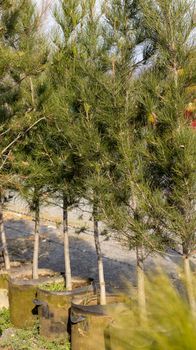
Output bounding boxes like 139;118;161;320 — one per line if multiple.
1;117;46;156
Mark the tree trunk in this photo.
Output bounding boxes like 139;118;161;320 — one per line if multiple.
0;192;10;270
30;77;35;108
136;246;147;323
93;204;106;305
63;194;72;291
32;195;40;279
183;250;196;316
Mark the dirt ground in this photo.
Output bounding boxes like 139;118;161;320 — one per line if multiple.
2;196;196;291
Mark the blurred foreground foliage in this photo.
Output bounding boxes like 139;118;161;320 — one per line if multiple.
108;272;196;350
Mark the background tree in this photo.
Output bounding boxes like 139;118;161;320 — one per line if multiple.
0;0;49;277
0;0;48;270
138;0;196;314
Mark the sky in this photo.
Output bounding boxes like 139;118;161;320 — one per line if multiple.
34;0;103;30
33;0;143;61
34;0;57;33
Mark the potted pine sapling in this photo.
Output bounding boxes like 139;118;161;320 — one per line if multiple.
69;0;144;346
36;193;95;340
71;191;129;350
33;134;95;339
83;0;159;324
0;0;25;297
33;0;99;339
138;0;196;316
2;0;67;327
0;0;50;313
100;153;168;324
8;163;62;328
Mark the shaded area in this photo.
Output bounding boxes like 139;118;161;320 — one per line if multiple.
4;218;136;292
3;216;196;294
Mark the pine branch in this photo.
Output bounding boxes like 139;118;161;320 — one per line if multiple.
1;117;46;156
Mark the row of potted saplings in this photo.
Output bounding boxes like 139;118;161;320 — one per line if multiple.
1;191;196;348
0;193;124;350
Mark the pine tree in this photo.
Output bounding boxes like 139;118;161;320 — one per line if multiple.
0;0;47;270
55;0;155;308
44;0;109;302
0;0;49;277
0;0;21;270
11;68;50;280
36;114;86;289
138;0;196;314
0;0;48;147
12;123;52;279
65;0;117;305
43;0;87;290
79;0;161;315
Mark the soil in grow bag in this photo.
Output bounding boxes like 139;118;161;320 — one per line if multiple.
35;277;95;340
8;269;62;329
71;294;127;350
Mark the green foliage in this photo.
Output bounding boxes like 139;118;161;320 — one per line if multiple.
0;0;48;122
137;0;196;257
0;0;195;328
139;0;195;68
108;273;196;350
0;328;70;350
0;313;70;350
41;282;66;292
43;0;99;205
0;308;12;334
0;0;49;194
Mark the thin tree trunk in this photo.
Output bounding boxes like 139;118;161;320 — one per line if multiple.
32;195;40;279
30;77;35;108
131;192;147;322
63;194;72;291
136;246;147;323
0;192;10;270
93;204;106;305
183;251;196;316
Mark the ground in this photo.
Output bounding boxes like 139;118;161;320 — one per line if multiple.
2;195;195;291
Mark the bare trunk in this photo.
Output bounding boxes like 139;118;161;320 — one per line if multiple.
63;194;72;291
30;77;35;108
183;254;196;316
136;246;147;323
32;196;39;279
93;204;106;305
0;192;10;270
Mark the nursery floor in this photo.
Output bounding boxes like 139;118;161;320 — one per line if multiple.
2;195;196;291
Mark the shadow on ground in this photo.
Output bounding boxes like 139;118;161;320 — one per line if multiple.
4;217;195;294
4;218;136;292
